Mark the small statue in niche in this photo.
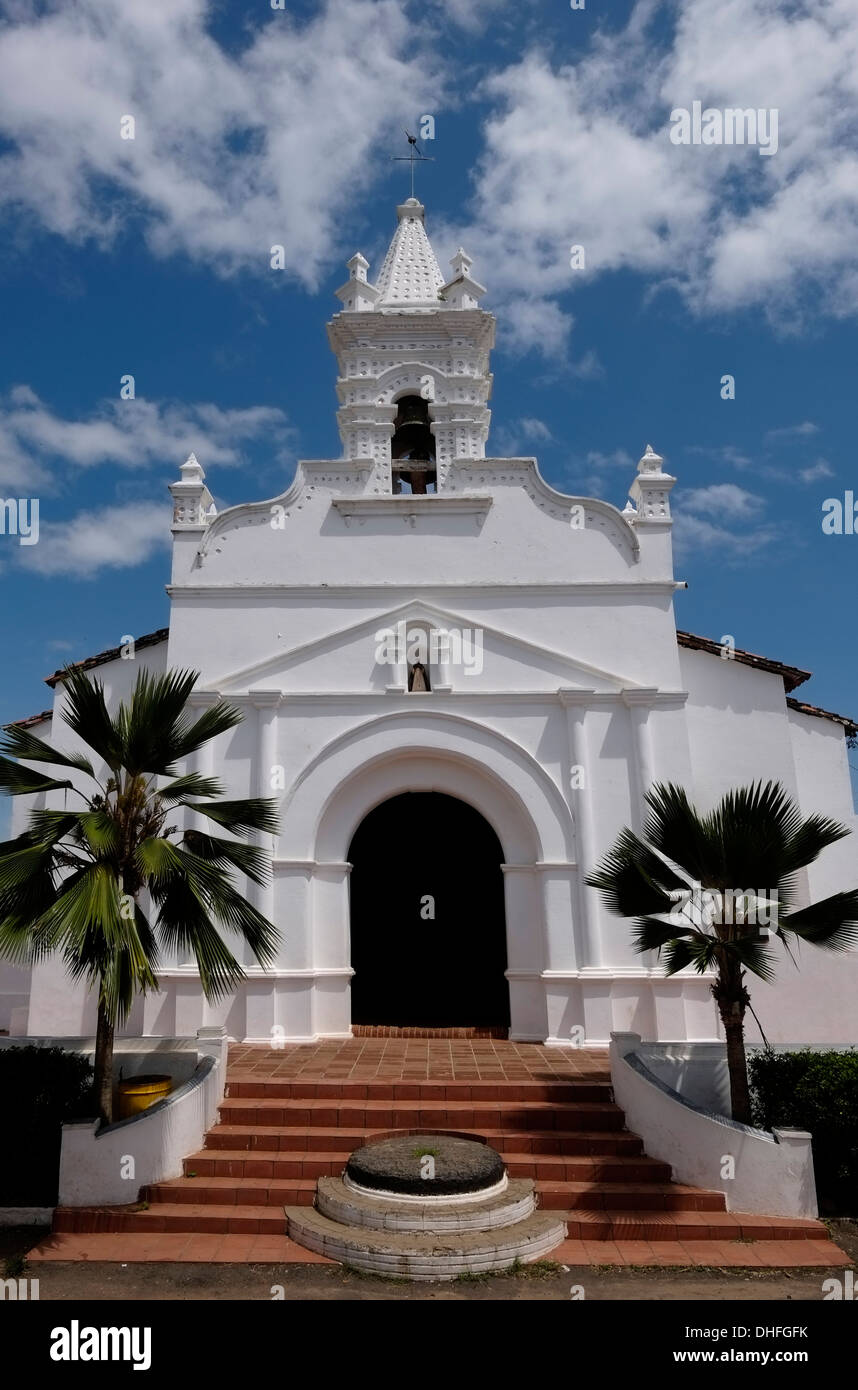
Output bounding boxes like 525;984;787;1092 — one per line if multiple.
408;661;430;692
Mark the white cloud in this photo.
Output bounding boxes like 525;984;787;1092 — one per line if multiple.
672;511;781;562
569;350;605;381
764;421;820;443
0;388;292;490
2;0;857;355
18;502;170;579
447;0;858;348
680;483;765;519
519;417;553;441
688;443;755;471
799;458;835;484
0;0;443;288
491;415;554;455
672;482;780;562
432;0;520;33
587;448;635;471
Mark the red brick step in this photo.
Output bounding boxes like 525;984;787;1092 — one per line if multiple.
47;1043;848;1267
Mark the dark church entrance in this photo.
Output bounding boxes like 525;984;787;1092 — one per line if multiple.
348;792;510;1030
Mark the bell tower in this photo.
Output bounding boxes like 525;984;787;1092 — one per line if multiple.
327;198;495;494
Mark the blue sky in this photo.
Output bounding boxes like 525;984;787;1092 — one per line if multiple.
0;0;856;806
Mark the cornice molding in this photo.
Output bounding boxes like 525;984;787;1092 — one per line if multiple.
332;496;493;524
167;581;681;598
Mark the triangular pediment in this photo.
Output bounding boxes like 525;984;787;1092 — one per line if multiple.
209;600;644;696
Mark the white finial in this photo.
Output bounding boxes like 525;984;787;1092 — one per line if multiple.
346;252;369;282
638;444;664;473
180;452;204;481
451;247;472;277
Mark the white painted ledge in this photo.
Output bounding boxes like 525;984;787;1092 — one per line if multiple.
57;1028;228;1208
609;1032;818;1219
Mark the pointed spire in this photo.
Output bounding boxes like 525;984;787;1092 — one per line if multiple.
375;199;445;308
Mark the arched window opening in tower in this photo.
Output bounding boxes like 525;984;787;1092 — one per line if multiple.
391;395;437;494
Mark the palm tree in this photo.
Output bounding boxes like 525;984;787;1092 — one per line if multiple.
585;781;858;1125
0;666;280;1125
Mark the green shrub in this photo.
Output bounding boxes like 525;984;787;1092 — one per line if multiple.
748;1048;858;1215
0;1046;94;1205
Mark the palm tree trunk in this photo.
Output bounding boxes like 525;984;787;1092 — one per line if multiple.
94;997;115;1127
722;1009;752;1126
713;958;753;1126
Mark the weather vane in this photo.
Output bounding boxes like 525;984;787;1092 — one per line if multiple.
390;129;435;201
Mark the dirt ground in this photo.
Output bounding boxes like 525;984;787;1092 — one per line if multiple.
2;1220;855;1301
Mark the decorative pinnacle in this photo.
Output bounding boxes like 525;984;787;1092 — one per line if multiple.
450;247;472;276
638;444;665;473
180;452;204;480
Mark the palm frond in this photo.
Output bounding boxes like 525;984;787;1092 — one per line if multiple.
153;875;247;999
781;890;858;951
641;783;710;882
152;845;279;973
182;829;272;887
20;811;83;850
135;836;184;885
117;669;200;774
57;666;124;770
781;813;852;874
157;773;226;803
168;701;244;764
631;915;695;955
729;932;778;983
0;725;95;778
0;755;74;797
179;797;280;837
29;863;125;961
68;901;160;1024
585;826;684;919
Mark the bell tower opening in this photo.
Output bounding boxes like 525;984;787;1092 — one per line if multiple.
391;394;437;495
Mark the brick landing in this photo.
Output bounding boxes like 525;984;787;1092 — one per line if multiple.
226;1038;609;1081
35;1041;849;1269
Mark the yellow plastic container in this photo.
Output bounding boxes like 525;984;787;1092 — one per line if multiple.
117;1074;172;1120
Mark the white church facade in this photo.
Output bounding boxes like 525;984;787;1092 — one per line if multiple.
4;197;857;1047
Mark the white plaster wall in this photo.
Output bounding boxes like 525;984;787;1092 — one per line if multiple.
56;1031;227;1207
682;647;858;1044
611;1034;818;1219
11;453;858;1047
680;647;802;805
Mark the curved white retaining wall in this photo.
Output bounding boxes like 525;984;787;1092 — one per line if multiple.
610;1032;818;1219
56;1027;227;1207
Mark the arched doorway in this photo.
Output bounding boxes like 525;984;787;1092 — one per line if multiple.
348;791;510;1029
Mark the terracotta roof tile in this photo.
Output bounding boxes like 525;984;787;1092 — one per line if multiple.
44;627;169;687
3;708;53;731
676;630;811;692
786;697;858;738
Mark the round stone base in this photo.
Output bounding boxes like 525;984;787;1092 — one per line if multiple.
345;1134;505;1197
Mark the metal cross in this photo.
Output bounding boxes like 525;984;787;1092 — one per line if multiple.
390;130;435;200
